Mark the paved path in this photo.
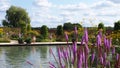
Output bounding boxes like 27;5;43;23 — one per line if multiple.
0;40;82;46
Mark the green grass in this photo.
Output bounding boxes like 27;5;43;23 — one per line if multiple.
0;38;10;43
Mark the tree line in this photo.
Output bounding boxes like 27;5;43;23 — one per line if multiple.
1;6;120;42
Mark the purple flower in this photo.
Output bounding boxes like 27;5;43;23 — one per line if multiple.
84;28;88;44
72;42;77;64
100;56;103;64
112;46;115;55
49;62;56;68
107;61;110;67
57;47;62;67
81;36;85;45
85;43;89;54
104;35;107;47
96;34;101;46
103;52;107;60
91;52;95;63
116;53;119;60
78;53;83;68
63;47;69;62
98;30;102;38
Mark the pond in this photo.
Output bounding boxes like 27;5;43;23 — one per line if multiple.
0;46;57;68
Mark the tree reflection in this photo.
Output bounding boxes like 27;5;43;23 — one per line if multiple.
5;46;31;68
37;46;48;58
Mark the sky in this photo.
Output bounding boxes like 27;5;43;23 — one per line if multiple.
0;0;120;28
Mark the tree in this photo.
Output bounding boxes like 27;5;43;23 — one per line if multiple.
73;23;82;29
56;25;63;36
63;22;82;31
40;25;48;39
114;20;120;31
63;22;73;31
98;22;104;30
2;6;31;34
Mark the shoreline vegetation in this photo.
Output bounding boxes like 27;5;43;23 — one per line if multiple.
0;6;119;46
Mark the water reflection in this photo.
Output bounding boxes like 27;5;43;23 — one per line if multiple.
0;46;54;68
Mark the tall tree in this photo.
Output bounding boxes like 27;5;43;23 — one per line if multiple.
73;23;82;29
2;6;31;34
114;20;120;31
63;22;73;31
40;25;48;39
56;25;63;36
98;22;104;30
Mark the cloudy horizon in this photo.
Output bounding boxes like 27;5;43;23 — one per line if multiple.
0;0;120;28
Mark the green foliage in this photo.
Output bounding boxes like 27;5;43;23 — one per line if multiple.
27;24;31;32
73;23;82;28
25;37;31;44
10;34;19;40
114;20;120;31
27;30;39;37
63;22;73;31
2;20;8;27
0;37;10;43
56;25;63;36
18;38;24;44
40;25;49;39
63;22;82;31
98;22;104;30
2;6;31;34
116;47;120;54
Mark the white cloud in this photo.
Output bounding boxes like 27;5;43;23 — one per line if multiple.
33;0;52;8
59;3;88;11
91;1;116;9
31;0;120;27
108;0;120;3
0;0;10;12
0;0;10;26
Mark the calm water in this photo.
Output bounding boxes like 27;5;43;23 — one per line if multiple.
0;46;58;68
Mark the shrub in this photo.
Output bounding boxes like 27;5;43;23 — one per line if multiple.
24;37;31;44
18;38;24;44
0;38;10;43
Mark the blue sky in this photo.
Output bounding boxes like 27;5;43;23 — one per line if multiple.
0;0;120;28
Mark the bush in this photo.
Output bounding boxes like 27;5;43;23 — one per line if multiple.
25;37;31;44
0;38;10;43
11;34;19;40
18;38;24;44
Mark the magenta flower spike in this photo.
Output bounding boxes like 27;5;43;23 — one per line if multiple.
98;30;102;38
116;53;119;60
112;46;115;55
104;35;107;47
100;56;103;64
106;39;110;50
78;53;83;68
84;28;88;44
57;47;63;67
73;41;77;54
108;61;110;67
72;41;77;64
82;50;85;63
96;34;101;46
103;52;107;60
85;43;89;54
81;36;85;45
63;50;67;61
91;52;95;63
49;62;56;68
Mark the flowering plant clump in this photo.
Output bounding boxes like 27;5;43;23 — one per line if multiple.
49;27;120;68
